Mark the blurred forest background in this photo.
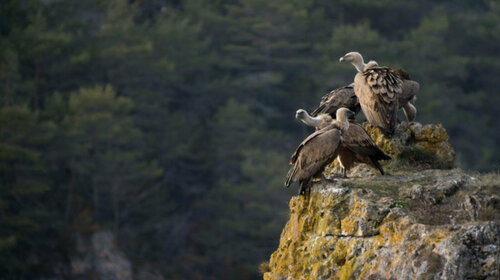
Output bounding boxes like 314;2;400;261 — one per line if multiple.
0;0;499;279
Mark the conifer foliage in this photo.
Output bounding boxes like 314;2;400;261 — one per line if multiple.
0;0;498;279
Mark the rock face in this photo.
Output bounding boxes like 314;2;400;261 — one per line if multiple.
264;169;500;280
324;122;456;178
363;122;455;164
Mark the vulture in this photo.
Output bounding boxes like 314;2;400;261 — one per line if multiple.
285;108;354;195
296;109;391;177
311;76;418;123
340;52;402;136
396;69;419;122
310;84;360;122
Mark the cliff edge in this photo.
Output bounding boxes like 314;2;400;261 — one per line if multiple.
264;122;500;280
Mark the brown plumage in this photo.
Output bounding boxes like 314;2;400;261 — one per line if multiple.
396;69;410;80
311;75;417;123
340;52;403;136
355;65;402;136
295;110;391;177
285;108;353;194
396;69;419;121
338;123;391;177
311;84;360;121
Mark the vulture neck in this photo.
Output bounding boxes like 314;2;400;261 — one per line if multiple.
353;61;365;73
352;55;366;73
337;117;350;131
335;113;350;131
300;113;323;129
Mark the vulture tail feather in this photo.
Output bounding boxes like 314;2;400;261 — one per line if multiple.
370;157;385;175
284;166;296;187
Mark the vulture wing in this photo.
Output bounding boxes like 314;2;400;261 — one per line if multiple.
311;85;359;119
395;68;410;80
354;66;402;136
342;124;391;161
285;125;342;187
399;80;420;106
395;68;419;121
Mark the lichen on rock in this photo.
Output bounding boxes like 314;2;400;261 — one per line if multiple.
325;121;456;178
265;152;500;279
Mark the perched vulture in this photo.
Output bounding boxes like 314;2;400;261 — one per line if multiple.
396;69;419;121
340;52;402;136
311;78;418;123
310;84;360;122
296;110;391;177
285;108;354;195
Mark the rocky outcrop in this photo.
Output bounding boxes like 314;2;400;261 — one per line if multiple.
265;120;499;280
325;122;455;178
264;169;500;280
363;122;455;163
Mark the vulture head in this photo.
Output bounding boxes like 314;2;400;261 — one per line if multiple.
295;109;307;120
335;108;355;131
339;51;364;72
296;109;329;129
336;107;355;120
339;52;377;72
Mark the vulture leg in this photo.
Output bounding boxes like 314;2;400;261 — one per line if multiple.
299;179;311;196
334;166;347;178
402;102;417;122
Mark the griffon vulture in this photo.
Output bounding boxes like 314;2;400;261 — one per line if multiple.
396;69;419;121
310;84;360;122
339;52;402;136
285;108;354;195
311;77;418;123
296;109;391;177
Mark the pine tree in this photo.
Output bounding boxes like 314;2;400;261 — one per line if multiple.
0;105;61;278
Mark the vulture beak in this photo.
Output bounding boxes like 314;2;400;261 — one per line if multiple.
295;110;305;119
339;56;345;62
346;110;355;118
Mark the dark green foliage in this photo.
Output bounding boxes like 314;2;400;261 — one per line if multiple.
0;0;498;279
0;106;62;277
